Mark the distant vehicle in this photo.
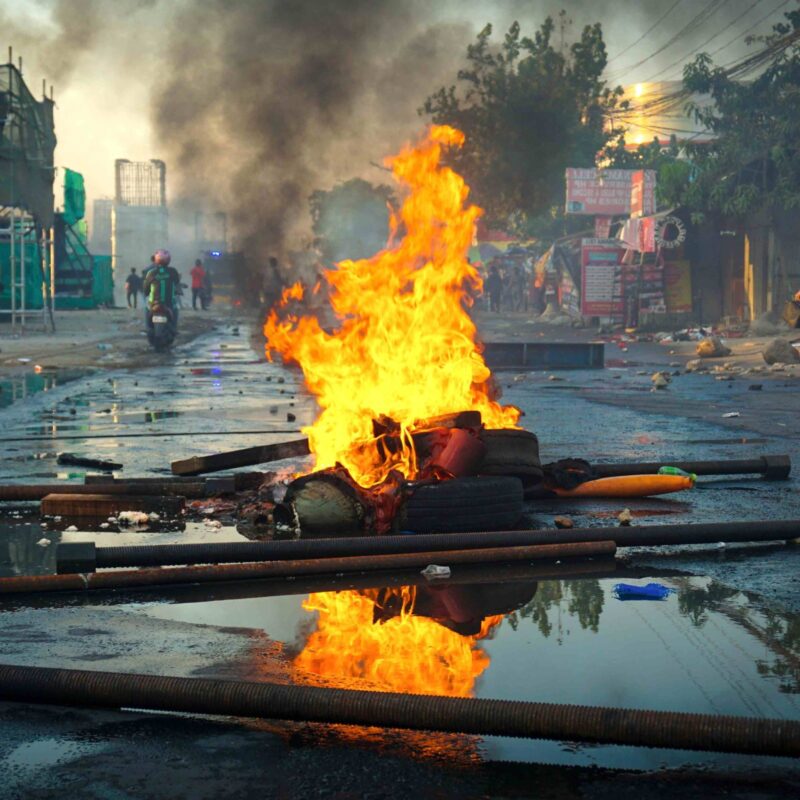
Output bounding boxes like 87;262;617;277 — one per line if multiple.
202;250;249;307
148;301;177;351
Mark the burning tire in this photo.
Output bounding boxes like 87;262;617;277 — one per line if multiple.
479;429;543;487
399;476;524;533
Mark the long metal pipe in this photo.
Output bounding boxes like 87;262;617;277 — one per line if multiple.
4;540;615;594
590;454;790;480
0;558;620;611
0;664;796;757
74;519;800;571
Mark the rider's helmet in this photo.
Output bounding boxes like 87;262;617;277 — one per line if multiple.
153;249;171;266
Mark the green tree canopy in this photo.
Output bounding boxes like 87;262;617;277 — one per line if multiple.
679;9;800;218
421;17;625;233
309;178;395;265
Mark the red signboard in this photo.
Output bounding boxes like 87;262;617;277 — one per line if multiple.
630;170;645;218
594;215;613;239
566;168;656;216
580;238;626;316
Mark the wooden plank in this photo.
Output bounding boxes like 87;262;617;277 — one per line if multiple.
171;439;310;477
0;483;206;501
41;494;185;517
86;473;238;498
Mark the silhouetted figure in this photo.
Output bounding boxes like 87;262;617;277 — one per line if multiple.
485;265;503;313
191;259;207;310
125;268;142;309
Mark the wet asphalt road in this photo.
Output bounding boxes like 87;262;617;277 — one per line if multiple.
0;316;799;798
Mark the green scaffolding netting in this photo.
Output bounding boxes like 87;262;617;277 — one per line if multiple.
63;168;85;226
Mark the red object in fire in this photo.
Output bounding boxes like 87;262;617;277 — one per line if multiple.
427;427;486;479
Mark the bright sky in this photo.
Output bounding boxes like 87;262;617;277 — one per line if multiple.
3;0;777;221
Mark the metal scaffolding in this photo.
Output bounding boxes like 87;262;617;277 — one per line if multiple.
0;205;54;330
0;52;56;331
114;159;166;207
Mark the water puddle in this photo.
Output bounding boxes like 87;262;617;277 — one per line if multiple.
2;511;800;772
124;568;800;771
0;369;88;410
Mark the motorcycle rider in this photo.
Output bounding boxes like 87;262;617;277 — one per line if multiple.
144;249;180;335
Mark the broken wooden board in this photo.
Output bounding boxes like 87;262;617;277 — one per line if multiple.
41;494;185;518
171;439;310;477
0;483;202;501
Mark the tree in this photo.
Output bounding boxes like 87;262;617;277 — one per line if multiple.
421;18;625;233
675;8;800;219
309;178;395;264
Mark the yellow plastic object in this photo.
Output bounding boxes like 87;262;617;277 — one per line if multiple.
552;474;694;498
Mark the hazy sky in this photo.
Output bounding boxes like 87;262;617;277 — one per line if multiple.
2;0;787;241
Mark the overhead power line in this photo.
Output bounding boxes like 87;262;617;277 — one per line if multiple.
656;0;793;81
606;0;731;81
610;24;800;128
639;0;766;83
605;0;687;65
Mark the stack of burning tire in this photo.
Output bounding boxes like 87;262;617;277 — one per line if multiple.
277;413;541;536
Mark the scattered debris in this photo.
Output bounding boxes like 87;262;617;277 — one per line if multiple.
684;359;707;373
57;453;123;471
763;338;800;365
722;411;741;418
547;375;565;382
554;515;574;529
751;310;790;336
618;508;633;526
203;518;223;529
651;372;670;389
613;582;675;600
117;511;149;526
696;336;731;358
35;537;51;547
421;564;451;580
99;522;110;529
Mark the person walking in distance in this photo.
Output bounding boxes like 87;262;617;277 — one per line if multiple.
485;264;503;313
125;268;142;309
190;259;206;310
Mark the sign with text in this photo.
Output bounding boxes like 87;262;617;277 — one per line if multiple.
630;170;645;218
580;238;626;316
566;168;656;216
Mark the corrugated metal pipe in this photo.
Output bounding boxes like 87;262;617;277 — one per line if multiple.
3;540;615;595
0;664;797;757
61;519;800;572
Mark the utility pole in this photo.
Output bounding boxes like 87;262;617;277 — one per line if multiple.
558;10;573;56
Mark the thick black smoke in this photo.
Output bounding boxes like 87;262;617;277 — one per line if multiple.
150;0;774;268
150;0;470;269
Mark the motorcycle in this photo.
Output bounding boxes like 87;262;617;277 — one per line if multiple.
147;302;177;351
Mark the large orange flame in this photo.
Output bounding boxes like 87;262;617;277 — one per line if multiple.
294;589;502;697
265;125;519;487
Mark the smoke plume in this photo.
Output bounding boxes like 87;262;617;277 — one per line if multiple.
150;0;470;268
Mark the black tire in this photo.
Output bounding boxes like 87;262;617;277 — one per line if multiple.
479;429;543;487
399;476;523;533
